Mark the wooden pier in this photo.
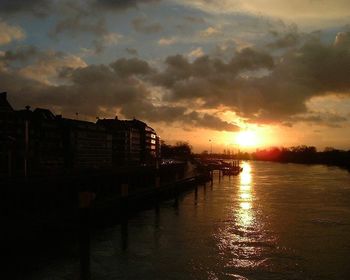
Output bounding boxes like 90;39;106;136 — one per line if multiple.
197;159;243;178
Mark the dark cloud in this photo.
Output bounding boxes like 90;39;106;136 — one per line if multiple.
0;46;86;85
0;46;38;63
48;3;123;53
120;104;239;131
125;47;138;56
131;17;163;34
0;0;51;16
0;70;47;107
266;24;300;49
266;27;321;50
334;31;350;48
230;48;274;71
3;32;350;130
51;15;107;37
211;40;237;61
122;104;186;122
149;36;350;125
110;58;155;77
184;112;240;131
176;16;205;33
48;2;108;53
153;48;274;100
183;16;205;24
0;0;159;16
267;32;300;49
1;62;151;117
93;0;160;10
0;55;238;132
46;1;160;52
296;39;350;93
2;1;159;54
288;112;348;127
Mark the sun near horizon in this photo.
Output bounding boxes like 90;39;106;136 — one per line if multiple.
215;126;268;153
235;130;258;148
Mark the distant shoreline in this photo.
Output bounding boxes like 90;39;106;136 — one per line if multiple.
251;158;350;171
195;147;350;172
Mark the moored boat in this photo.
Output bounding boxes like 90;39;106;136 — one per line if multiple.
222;166;243;176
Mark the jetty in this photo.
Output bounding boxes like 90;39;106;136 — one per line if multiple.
197;158;243;177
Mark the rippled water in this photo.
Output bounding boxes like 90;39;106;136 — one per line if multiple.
36;161;350;279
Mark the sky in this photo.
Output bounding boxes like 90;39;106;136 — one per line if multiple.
1;0;350;152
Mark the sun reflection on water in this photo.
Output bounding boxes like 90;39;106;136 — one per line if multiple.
240;193;251;200
237;162;253;227
240;165;252;186
215;161;276;273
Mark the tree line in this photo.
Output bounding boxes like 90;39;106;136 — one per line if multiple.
160;141;349;171
252;146;350;169
161;141;192;159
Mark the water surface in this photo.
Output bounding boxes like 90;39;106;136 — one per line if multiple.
36;161;350;279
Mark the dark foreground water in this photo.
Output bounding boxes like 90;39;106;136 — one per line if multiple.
34;161;350;280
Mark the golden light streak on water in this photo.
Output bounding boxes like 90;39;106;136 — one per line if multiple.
240;202;252;209
240;170;252;186
237;162;253;227
240;193;251;200
240;184;251;191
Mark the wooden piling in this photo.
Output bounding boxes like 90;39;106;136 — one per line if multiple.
79;191;95;280
121;218;128;251
121;183;128;197
155;176;160;188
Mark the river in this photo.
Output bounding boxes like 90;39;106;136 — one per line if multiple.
34;161;350;280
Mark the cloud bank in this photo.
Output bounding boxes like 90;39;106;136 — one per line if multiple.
1;0;350;135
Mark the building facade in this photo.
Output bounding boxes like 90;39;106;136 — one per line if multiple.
98;118;160;166
0;92;65;176
0;92;160;178
59;118;112;171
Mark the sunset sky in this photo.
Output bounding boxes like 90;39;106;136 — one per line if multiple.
1;0;350;152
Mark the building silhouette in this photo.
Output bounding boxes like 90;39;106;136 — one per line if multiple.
97;117;160;166
0;92;160;178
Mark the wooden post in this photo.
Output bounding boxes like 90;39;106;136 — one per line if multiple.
155;158;160;188
121;218;128;251
24;119;28;178
79;192;95;280
121;183;128;197
155;176;160;188
173;186;179;212
24;105;30;178
194;186;198;204
8;150;12;177
155;199;160;215
154;198;160;231
120;181;129;250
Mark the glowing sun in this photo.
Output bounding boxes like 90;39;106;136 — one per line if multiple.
235;130;258;147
